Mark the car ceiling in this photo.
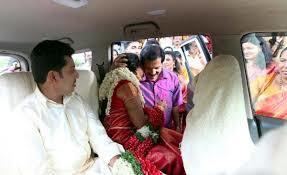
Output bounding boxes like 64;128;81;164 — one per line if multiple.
1;0;287;51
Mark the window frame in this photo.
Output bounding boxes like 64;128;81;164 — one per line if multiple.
72;48;92;71
240;32;287;139
0;50;30;75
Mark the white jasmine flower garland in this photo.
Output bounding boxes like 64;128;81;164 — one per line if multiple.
136;124;159;143
99;67;145;115
112;152;144;175
137;125;151;138
111;157;136;175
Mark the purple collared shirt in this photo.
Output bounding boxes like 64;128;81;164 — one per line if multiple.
140;69;183;127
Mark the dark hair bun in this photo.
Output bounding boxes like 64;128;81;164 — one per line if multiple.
125;53;140;73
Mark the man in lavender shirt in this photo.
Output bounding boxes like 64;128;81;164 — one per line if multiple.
112;44;183;129
139;44;183;129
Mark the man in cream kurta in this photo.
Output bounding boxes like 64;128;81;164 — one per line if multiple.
9;40;125;175
11;87;124;175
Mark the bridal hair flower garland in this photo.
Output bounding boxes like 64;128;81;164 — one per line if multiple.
99;67;145;115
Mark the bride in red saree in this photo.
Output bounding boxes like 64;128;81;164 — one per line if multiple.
99;53;185;175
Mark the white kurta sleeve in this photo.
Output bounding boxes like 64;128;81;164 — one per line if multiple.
11;109;55;175
85;102;124;165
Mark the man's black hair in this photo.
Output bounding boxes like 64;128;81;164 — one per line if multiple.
140;44;164;65
30;40;75;84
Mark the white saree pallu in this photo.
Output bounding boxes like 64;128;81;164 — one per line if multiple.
181;55;254;175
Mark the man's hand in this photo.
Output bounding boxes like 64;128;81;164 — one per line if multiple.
156;100;167;111
111;54;128;70
108;155;120;167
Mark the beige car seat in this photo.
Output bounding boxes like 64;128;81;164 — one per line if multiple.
0;70;99;116
181;55;254;175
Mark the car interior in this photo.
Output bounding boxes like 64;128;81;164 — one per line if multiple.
1;0;287;174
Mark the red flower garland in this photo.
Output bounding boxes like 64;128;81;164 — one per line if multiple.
121;106;166;175
123;135;162;175
143;106;164;129
136;155;162;175
133;137;154;157
124;135;141;151
124;136;154;157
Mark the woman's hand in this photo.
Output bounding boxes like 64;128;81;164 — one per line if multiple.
111;54;128;70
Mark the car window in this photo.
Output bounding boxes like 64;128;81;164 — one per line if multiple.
72;50;92;70
0;55;22;75
241;32;287;120
112;35;212;78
